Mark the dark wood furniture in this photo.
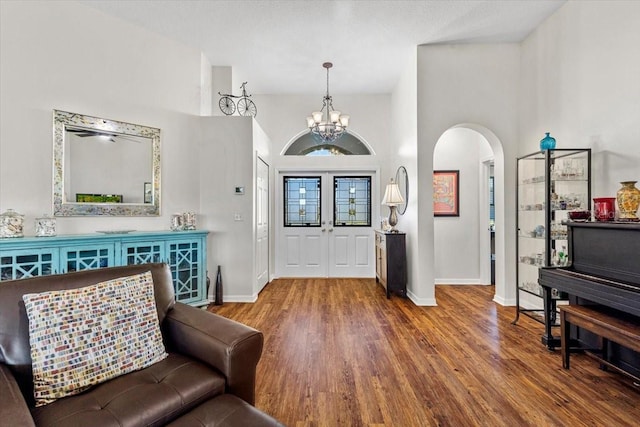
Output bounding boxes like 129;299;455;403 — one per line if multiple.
559;304;640;376
539;221;640;378
375;230;407;298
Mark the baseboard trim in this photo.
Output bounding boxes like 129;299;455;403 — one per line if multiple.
407;289;438;306
435;278;487;285
493;295;516;306
221;294;258;303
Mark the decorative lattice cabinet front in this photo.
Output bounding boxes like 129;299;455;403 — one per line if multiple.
0;230;209;306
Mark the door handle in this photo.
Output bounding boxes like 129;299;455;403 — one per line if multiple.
322;229;326;232
328;229;333;232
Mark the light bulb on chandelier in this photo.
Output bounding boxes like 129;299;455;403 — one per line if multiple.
306;62;350;143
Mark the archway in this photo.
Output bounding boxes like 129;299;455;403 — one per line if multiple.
433;123;508;305
281;130;375;156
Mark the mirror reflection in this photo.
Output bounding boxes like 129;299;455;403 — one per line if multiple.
65;127;152;204
53;110;161;216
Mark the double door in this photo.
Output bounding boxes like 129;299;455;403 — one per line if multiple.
277;172;375;278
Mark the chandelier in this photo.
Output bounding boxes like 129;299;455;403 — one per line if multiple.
306;62;350;143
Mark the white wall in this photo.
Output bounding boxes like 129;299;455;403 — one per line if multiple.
390;51;423;303
517;0;640;310
433;128;493;284
417;44;520;306
199;117;269;302
0;1;203;235
520;0;640;199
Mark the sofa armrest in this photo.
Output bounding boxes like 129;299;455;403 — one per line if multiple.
163;302;263;405
0;363;35;427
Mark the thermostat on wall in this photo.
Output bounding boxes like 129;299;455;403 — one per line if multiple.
235;186;244;195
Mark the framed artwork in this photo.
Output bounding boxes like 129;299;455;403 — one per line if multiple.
433;170;459;217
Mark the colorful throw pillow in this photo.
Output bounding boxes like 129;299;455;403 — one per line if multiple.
22;271;168;407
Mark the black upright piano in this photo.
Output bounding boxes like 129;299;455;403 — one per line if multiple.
539;221;640;377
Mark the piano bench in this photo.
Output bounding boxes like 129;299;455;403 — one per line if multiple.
559;304;640;370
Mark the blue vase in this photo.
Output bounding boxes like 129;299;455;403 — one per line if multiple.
540;132;556;151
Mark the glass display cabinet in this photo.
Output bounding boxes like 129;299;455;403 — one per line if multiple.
513;148;591;347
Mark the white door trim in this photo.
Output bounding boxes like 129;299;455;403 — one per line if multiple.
479;157;494;285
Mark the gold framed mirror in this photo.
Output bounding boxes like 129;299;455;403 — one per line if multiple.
53;110;161;216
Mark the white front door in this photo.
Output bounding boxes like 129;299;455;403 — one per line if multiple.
277;171;374;278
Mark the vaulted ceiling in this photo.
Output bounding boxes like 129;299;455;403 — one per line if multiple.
81;0;565;94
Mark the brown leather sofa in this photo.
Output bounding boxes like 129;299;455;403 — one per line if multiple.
0;263;283;426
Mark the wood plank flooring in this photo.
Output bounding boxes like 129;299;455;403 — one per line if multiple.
208;279;640;426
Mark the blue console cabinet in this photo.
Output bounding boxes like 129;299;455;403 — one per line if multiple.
0;230;209;306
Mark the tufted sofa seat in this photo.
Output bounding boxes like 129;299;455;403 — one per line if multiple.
0;263;283;427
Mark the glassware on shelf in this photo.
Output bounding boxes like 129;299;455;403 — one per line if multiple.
519;252;546;267
550;222;567;240
553;158;586;181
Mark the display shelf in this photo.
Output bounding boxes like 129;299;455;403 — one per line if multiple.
513;148;591;347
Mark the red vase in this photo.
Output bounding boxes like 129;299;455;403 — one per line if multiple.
593;197;616;221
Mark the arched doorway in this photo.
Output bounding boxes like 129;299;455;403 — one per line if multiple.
276;130;380;279
432;124;508;305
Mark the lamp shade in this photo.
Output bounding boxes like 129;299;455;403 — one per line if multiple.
306;116;315;128
381;181;404;206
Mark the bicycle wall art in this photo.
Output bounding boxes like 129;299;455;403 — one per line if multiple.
218;82;257;117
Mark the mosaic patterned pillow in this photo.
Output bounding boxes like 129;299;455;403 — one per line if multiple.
22;271;168;407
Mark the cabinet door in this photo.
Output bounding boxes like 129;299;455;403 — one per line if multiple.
122;241;165;265
378;244;387;286
61;245;114;273
0;248;59;280
167;239;204;304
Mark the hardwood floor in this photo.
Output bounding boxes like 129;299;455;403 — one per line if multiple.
208;279;640;426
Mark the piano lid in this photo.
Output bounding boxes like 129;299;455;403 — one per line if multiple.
566;221;640;285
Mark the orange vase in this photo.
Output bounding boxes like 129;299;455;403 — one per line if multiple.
616;181;640;221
